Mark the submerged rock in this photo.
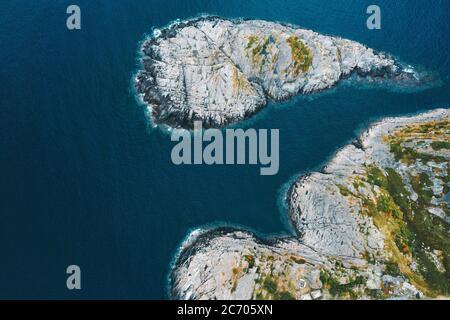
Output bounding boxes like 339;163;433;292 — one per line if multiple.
170;109;450;300
136;16;424;128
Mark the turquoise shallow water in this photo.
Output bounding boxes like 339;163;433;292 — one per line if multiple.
0;0;449;298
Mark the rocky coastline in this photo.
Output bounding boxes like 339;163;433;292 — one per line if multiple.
136;16;424;129
171;109;450;300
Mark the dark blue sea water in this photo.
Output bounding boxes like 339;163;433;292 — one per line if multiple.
0;0;449;299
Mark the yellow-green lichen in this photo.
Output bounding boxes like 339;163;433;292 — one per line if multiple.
286;35;313;76
245;35;271;71
384;119;450;165
320;270;366;299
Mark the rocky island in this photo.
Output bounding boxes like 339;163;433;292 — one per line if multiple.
171;109;450;300
136;16;424;129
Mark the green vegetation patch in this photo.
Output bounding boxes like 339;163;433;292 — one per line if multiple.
431;141;450;151
386;120;449;165
337;183;352;197
364;158;449;296
245;35;271;71
244;255;255;269
367;165;388;189
286;35;313;76
254;274;295;300
390;143;446;165
320;271;365;299
384;262;402;277
245;35;258;51
410;173;434;206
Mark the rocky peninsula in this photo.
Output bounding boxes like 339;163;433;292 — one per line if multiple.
136;16;423;129
171;109;450;300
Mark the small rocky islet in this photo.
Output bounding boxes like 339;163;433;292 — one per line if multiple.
171;109;450;300
136;16;424;129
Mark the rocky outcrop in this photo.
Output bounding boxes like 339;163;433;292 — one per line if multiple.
136;16;424;128
171;228;335;300
171;109;450;300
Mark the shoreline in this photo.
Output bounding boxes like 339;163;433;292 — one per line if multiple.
170;108;450;300
135;16;427;129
